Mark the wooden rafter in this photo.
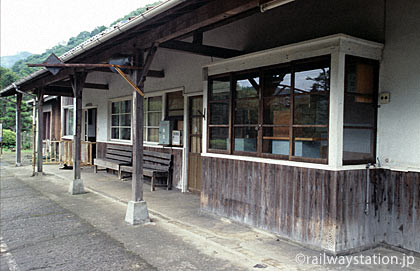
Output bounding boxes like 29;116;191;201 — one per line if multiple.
160;40;244;58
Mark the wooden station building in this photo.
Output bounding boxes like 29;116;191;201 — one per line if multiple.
1;0;419;254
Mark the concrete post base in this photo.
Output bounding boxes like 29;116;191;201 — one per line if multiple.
69;179;85;195
125;201;150;225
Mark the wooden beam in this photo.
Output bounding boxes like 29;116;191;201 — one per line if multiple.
16;93;22;166
134;0;259;48
160;40;244;58
91;67;165;78
28;63;145;70
71;72;87;183
51;81;109;90
131;51;145;202
43;86;74;97
37;89;44;173
138;43;159;85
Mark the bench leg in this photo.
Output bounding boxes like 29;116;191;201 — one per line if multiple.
167;174;172;190
94;165;97;173
151;176;155;191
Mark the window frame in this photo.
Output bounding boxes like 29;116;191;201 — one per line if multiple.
342;55;379;165
207;56;331;164
63;105;74;137
144;95;163;144
109;96;132;142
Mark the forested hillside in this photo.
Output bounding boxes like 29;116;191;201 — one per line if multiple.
0;52;33;68
10;1;161;79
1;1;161;135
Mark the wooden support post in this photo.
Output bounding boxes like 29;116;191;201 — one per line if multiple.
37;89;44;173
126;46;158;225
16;93;22;166
69;71;87;195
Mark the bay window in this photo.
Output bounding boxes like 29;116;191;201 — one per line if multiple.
343;56;378;164
207;56;330;163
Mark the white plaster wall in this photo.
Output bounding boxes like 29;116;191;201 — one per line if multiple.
146;49;215;94
82;71;133;142
377;0;420;171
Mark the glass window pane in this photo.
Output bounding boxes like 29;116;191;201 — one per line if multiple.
234;98;258;124
148;128;159;142
148;112;161;126
295;67;330;93
191;117;202;135
209;77;230;101
120;128;131;140
262;127;289;155
120;114;131;126
121;100;131;113
293;127;328;159
148;96;162;111
235;75;259;98
344;95;376;127
345;61;376;95
294;94;329;125
209;102;229;125
191;97;203;116
343;128;374;161
111;128;119;139
234;127;257;152
167;91;184;111
112;102;120;114
263;96;290;125
111;115;119;126
209;127;229;150
264;70;292;96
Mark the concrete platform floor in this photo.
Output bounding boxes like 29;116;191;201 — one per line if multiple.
1;153;419;270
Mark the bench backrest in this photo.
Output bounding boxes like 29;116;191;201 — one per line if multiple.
143;150;172;172
105;145;172;172
105;144;132;164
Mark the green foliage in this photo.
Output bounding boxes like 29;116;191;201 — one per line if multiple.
110;2;161;26
0;67;33;132
2;129;16;148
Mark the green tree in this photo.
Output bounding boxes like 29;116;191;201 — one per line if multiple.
0;67;33;132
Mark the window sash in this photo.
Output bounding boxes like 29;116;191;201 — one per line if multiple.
207;56;330;163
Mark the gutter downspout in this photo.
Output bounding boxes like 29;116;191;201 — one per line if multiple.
365;163;372;215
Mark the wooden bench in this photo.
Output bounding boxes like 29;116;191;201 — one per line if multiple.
94;145;172;191
93;144;132;175
119;150;172;191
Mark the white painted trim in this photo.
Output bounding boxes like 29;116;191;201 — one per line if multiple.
144;86;184;98
201;152;393;171
95;140;184;150
205;34;383;76
185;91;204;97
182;95;189;192
328;51;346;169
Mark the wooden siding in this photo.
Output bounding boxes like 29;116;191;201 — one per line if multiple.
97;142;183;189
201;156;420;253
51;99;61;140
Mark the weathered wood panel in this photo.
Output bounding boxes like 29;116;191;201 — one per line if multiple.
201;156;420;253
51;99;61;141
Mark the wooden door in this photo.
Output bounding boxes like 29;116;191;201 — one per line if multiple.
188;96;203;193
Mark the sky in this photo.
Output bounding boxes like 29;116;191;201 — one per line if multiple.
1;0;158;57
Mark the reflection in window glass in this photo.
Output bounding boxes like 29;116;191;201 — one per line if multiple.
295;67;329;93
294;95;329;125
234;127;257;152
209;78;230;100
235;99;258;124
264;71;291;96
343;128;373;161
262;127;289;155
343;56;378;163
209;127;229;150
209;103;229;125
293;127;328;159
235;76;258;98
